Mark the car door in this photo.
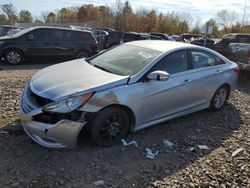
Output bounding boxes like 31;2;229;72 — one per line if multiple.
189;49;227;106
48;29;70;56
141;50;195;124
25;28;52;56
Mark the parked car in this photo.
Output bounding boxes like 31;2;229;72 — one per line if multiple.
178;34;202;42
92;29;109;49
20;40;239;148
0;26;98;65
7;28;23;36
149;32;169;40
0;25;19;36
97;27;115;33
191;37;215;49
106;31;123;47
121;32;144;43
140;33;162;40
107;32;144;47
168;35;179;41
214;33;250;64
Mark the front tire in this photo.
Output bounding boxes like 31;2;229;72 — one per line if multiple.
4;49;23;65
90;107;130;146
209;85;229;111
76;51;88;59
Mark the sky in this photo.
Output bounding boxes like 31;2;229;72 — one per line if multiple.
0;0;249;24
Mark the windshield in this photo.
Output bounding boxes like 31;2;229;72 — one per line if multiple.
89;44;161;76
10;27;34;38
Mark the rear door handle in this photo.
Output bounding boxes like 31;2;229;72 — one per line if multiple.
184;79;190;83
216;70;221;73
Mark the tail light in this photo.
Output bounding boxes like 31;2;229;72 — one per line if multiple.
248;49;250;63
248;49;250;57
92;41;98;50
234;67;240;75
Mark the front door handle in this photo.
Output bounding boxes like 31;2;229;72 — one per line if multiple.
184;79;190;83
216;70;221;73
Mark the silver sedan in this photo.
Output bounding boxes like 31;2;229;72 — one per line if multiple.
19;41;239;148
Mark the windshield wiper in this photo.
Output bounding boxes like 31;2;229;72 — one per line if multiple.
92;64;113;73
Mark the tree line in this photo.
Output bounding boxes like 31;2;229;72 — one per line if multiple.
0;0;250;37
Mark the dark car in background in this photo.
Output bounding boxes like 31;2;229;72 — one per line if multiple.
178;34;202;42
214;33;250;64
191;37;215;49
149;32;169;40
106;31;124;47
0;26;98;65
107;32;144;48
93;29;109;49
0;25;17;36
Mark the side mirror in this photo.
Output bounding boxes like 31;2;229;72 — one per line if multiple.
27;34;34;40
147;70;170;81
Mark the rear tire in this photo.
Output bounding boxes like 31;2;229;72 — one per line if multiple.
90;107;130;147
209;85;229;111
4;49;23;65
76;51;88;59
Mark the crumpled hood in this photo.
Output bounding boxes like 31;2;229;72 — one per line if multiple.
30;59;129;100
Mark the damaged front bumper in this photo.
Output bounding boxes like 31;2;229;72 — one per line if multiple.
19;82;87;149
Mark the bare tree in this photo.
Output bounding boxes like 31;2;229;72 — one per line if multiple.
1;3;18;25
216;9;238;33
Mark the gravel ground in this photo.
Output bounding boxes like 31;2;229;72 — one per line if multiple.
0;63;249;188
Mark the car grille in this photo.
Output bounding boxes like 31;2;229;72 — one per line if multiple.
30;91;52;107
21;84;53;114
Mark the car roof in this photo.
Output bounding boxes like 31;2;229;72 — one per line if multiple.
29;26;92;33
127;40;197;52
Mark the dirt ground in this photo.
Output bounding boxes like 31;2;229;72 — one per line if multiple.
0;61;249;188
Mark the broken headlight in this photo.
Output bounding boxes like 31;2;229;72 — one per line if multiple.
43;93;93;113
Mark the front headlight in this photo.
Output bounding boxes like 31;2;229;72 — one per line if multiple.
43;93;93;113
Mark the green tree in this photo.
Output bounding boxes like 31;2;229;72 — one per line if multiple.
1;3;18;24
99;6;114;28
19;10;33;23
0;14;8;25
122;1;134;31
46;12;56;23
57;7;74;23
146;10;158;32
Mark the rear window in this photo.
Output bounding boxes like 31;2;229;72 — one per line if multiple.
236;35;250;43
123;34;142;42
74;31;95;43
109;32;123;40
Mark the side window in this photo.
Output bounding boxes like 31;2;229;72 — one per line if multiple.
54;30;64;40
75;31;95;43
191;50;216;69
236;35;247;43
28;29;49;41
153;50;188;74
64;31;73;41
215;56;225;65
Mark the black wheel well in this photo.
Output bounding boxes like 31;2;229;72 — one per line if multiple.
76;104;136;146
75;50;89;57
3;48;25;59
101;104;136;132
221;83;231;100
